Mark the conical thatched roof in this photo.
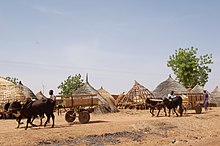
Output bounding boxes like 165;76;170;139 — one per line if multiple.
210;86;220;106
17;82;37;100
98;87;119;112
0;77;36;108
190;84;204;94
0;77;23;106
152;75;188;98
36;91;47;100
115;92;125;105
117;80;154;106
74;75;111;113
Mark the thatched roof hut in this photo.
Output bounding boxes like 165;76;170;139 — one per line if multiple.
74;75;111;113
152;75;188;98
117;80;154;108
36;91;47;100
188;84;210;108
17;82;37;100
210;86;220;106
0;77;24;107
190;84;204;94
115;92;125;105
0;77;36;109
98;87;119;112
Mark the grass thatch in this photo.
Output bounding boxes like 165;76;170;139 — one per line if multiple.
115;92;125;105
98;87;119;112
190;84;204;94
74;76;112;113
36;91;47;100
152;75;188;98
0;77;36;109
210;86;220;106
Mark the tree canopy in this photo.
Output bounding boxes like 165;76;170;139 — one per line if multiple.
167;47;213;88
5;77;19;85
58;74;84;96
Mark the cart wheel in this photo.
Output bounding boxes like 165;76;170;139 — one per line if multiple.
195;104;202;114
65;110;76;123
0;112;3;119
78;111;90;124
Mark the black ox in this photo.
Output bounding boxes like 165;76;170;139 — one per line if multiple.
163;96;183;117
12;98;55;130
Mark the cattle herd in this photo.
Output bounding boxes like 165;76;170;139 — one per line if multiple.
1;96;185;130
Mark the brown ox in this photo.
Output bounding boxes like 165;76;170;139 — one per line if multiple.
145;98;167;117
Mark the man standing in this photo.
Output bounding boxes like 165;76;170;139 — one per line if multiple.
203;90;209;111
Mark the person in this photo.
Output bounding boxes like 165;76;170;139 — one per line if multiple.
49;90;56;100
49;90;56;106
167;91;176;100
203;90;209;111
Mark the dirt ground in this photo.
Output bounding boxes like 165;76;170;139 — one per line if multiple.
0;107;220;146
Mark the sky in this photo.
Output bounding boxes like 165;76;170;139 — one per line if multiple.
0;0;220;95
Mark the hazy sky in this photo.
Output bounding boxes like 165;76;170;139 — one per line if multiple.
1;0;220;95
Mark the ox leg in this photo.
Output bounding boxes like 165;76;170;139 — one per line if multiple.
31;116;36;123
37;114;44;126
16;115;22;128
40;116;43;126
163;106;167;116
150;107;155;116
44;115;50;127
25;117;31;130
51;113;55;128
179;105;183;116
173;108;179;117
29;115;37;127
156;108;161;117
30;116;37;127
168;109;171;117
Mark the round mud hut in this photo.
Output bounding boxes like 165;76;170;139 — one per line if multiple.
190;84;204;94
74;75;112;113
0;77;36;109
188;84;207;108
98;87;119;112
210;86;220;106
152;75;188;99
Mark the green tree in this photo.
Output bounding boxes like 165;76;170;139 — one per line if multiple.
167;47;213;88
5;77;19;85
58;74;84;96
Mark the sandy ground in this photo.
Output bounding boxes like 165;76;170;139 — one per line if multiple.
0;107;220;146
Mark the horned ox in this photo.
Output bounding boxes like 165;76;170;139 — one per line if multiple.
12;98;55;130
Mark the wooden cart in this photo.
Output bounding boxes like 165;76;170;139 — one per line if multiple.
187;93;204;114
62;94;99;124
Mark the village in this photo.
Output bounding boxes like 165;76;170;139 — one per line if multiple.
1;1;220;145
0;74;220;146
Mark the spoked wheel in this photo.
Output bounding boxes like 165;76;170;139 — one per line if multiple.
78;110;90;124
195;104;202;114
65;110;76;123
0;112;3;119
